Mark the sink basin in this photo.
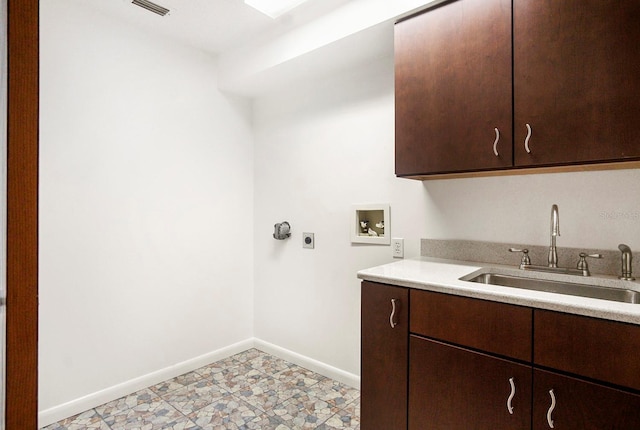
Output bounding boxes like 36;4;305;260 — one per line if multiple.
462;272;640;304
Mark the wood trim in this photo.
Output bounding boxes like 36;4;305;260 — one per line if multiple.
394;0;455;25
399;160;640;181
6;0;39;427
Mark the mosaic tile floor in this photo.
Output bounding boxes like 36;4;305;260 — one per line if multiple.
42;348;360;430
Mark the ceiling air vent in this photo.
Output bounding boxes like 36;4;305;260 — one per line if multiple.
132;0;170;16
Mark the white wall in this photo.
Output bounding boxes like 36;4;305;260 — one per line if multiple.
39;0;254;419
253;54;640;379
253;57;430;378
422;169;640;250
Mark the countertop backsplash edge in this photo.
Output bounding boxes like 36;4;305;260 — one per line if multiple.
421;238;638;278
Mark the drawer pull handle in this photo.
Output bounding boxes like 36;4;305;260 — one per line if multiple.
506;377;516;414
389;298;398;328
493;128;500;156
524;123;532;154
547;389;556;428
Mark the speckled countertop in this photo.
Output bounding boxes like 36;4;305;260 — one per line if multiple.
357;257;640;325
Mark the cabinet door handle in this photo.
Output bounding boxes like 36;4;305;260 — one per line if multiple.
506;377;516;414
493;128;500;156
524;123;532;154
389;298;398;328
547;389;556;428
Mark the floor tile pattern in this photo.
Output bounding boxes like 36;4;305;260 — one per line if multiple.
43;349;360;429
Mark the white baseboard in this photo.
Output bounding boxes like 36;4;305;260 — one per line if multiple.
38;338;254;428
38;337;360;427
253;339;360;390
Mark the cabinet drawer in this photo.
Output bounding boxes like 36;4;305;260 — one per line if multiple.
534;310;640;391
410;290;532;362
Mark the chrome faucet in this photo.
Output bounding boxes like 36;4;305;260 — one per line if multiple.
509;204;603;277
548;204;560;267
619;244;635;281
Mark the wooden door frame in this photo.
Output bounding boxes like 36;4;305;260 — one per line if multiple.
6;0;39;427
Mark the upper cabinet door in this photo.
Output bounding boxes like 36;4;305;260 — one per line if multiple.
395;0;513;176
514;0;640;166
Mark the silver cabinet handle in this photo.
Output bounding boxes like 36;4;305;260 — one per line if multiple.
493;128;500;156
547;389;556;428
524;123;532;154
389;298;398;328
506;377;516;414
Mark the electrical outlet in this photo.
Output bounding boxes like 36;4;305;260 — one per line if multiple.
392;238;404;258
303;232;314;249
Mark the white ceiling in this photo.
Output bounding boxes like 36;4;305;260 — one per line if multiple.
74;0;433;96
81;0;356;55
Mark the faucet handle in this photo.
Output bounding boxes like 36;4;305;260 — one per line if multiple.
576;252;602;276
509;248;531;269
579;252;602;259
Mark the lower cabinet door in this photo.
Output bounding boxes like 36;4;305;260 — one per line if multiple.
409;336;531;430
533;369;640;430
361;282;409;430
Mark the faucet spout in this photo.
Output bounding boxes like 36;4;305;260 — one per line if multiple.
619;244;635;281
548;204;560;267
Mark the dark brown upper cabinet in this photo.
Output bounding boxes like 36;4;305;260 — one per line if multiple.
395;0;513;176
396;0;640;177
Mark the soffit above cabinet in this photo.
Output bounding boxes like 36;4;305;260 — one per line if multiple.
70;0;439;97
217;0;439;96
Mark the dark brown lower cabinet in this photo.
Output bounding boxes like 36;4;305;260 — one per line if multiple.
534;309;640;392
409;336;532;430
361;282;408;430
533;369;640;430
361;282;640;430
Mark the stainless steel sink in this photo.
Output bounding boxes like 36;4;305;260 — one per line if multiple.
462;272;640;304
